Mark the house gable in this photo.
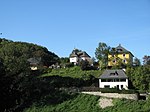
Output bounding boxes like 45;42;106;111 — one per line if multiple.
108;44;134;67
99;69;128;90
69;48;91;65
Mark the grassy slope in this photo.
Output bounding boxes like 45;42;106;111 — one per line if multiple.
42;66;102;79
24;94;100;112
24;93;150;112
24;67;150;112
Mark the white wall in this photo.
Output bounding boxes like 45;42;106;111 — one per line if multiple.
99;79;128;90
70;57;78;63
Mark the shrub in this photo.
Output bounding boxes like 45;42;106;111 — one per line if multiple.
100;88;120;93
120;89;139;94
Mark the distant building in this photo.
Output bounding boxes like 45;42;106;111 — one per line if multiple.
69;48;92;65
99;69;128;90
108;44;134;67
27;57;42;70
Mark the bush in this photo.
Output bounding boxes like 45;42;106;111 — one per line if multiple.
81;87;100;92
120;89;139;94
100;88;120;93
100;88;138;94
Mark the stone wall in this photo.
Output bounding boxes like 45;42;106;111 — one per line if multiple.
82;92;138;100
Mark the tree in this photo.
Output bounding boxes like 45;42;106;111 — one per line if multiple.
60;57;69;64
143;55;150;65
95;42;110;69
0;38;60;111
79;59;90;70
126;66;150;91
133;57;141;66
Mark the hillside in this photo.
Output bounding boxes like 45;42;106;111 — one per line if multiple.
42;66;102;79
1;38;150;112
0;38;60;68
0;38;60;112
24;93;150;112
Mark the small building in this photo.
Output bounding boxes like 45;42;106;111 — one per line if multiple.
27;57;42;70
108;44;134;67
69;48;92;65
99;69;128;90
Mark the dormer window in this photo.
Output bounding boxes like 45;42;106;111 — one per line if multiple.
117;49;122;52
115;71;118;75
110;73;115;76
110;71;118;76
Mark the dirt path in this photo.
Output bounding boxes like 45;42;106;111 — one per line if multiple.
99;98;114;108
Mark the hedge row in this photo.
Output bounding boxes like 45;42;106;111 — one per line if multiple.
100;88;139;94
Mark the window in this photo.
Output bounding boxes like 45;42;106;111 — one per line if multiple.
108;79;113;82
120;79;126;82
121;85;123;89
123;54;126;57
104;85;110;88
123;59;126;63
113;60;116;63
101;79;107;82
114;79;119;82
117;49;122;52
110;73;115;76
117;85;119;89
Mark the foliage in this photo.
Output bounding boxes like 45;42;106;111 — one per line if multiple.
0;38;60;111
60;57;69;64
133;57;141;66
100;88;120;93
99;88;138;94
95;42;111;69
143;55;150;65
79;59;91;70
103;96;150;112
24;94;150;112
1;38;150;112
24;94;101;112
126;66;150;91
0;38;60;68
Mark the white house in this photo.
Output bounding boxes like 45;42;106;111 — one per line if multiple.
99;69;128;90
69;49;91;65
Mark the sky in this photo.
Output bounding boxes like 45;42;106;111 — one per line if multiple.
0;0;150;61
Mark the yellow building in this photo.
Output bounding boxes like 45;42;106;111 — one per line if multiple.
108;44;134;67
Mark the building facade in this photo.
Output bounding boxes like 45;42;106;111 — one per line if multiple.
108;44;134;67
99;69;128;90
69;49;92;65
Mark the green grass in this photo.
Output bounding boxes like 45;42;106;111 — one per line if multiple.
42;66;102;80
24;93;150;112
24;67;150;112
103;98;150;112
24;94;101;112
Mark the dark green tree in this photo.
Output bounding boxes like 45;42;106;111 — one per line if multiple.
80;59;90;70
95;42;111;69
133;57;141;66
0;38;60;111
143;55;150;65
126;66;150;91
